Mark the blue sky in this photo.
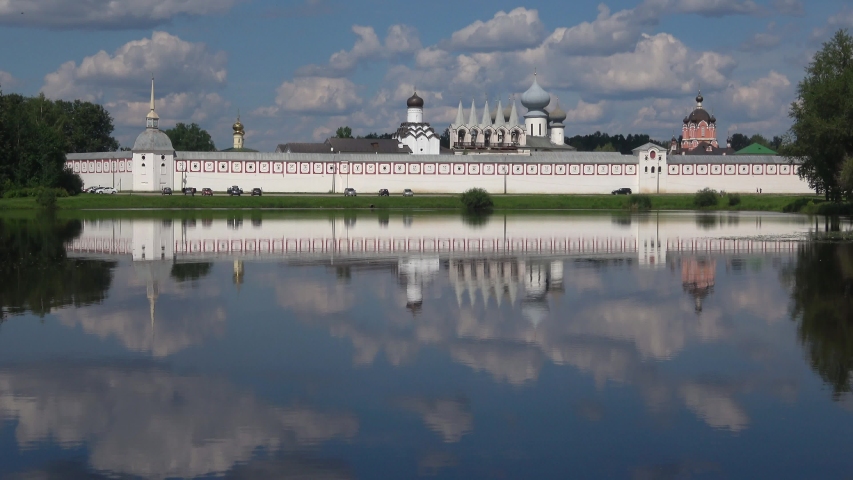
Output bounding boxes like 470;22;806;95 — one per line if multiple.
0;0;850;151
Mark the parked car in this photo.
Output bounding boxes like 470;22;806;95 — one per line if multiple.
162;187;172;195
182;187;197;196
85;186;101;194
201;188;213;196
98;187;117;194
379;189;389;196
227;186;243;196
403;188;414;197
251;188;262;196
611;187;632;195
344;188;357;196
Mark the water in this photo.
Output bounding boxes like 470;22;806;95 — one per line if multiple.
1;211;852;479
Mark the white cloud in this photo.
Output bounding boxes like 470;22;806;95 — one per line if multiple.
41;31;227;102
551;4;658;56
564;99;607;123
0;70;17;90
724;71;792;119
812;9;853;40
445;7;546;52
740;32;782;52
296;24;422;77
399;397;473;443
670;0;760;16
771;0;804;16
266;77;363;115
1;0;237;29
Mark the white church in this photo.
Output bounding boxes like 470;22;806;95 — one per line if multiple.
66;75;812;195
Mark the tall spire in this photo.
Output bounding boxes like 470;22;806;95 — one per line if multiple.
493;100;505;127
453;100;464;126
146;75;159;129
467;99;478;126
481;100;492;127
508;98;520;127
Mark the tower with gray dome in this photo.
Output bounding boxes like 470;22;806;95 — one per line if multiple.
132;77;175;192
520;72;550;139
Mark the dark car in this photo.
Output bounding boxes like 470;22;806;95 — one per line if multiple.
182;187;196;196
379;189;389;196
162;187;172;195
611;187;632;195
201;188;213;196
251;188;262;196
344;188;357;197
227;186;243;196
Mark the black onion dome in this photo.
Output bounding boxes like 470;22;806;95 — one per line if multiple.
407;91;424;108
686;108;712;124
696;92;704;104
710;114;716;123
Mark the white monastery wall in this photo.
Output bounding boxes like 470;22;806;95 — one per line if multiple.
67;149;813;195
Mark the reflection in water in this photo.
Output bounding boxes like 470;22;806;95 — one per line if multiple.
0;363;358;479
4;212;853;477
0;217;115;320
785;242;853;398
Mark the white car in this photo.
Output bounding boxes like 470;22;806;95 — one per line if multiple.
97;187;117;194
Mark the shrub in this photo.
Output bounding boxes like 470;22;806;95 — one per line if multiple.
56;168;84;196
626;194;652;211
693;188;719;208
36;189;58;210
783;197;819;213
3;187;68;199
727;193;741;206
460;188;493;212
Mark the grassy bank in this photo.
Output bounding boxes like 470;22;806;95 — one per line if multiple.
0;193;823;212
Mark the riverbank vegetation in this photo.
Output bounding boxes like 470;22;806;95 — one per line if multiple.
0;192;824;213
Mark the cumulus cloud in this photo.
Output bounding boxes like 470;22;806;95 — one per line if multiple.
563;99;607;123
297;24;421;78
724;71;792;119
0;0;237;29
771;0;804;16
551;4;658;56
41;31;227;102
0;70;17;90
445;7;546;52
568;33;736;99
265;77;363;115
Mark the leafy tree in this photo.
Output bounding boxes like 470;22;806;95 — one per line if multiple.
770;135;784;151
440;128;450;149
749;134;770;148
360;132;393;139
782;29;853;201
460;188;494;212
693;188;720;208
566;131;664;154
840;156;853;198
164;122;216;151
729;133;751;151
594;142;616;152
335;126;353;138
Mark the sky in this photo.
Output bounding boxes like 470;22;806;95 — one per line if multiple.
0;0;850;152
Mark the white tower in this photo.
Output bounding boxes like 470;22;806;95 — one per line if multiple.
549;99;566;145
406;91;424;123
132;77;175;192
232;113;244;149
521;72;550;138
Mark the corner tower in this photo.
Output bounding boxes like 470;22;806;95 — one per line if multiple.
132;77;175;192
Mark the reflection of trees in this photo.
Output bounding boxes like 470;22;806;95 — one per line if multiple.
786;243;853;397
170;262;213;282
0;217;115;319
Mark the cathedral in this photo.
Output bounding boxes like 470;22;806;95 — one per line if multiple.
669;91;734;156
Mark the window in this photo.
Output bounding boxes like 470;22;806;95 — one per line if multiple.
645;166;648;173
651;166;655;173
538;124;542;136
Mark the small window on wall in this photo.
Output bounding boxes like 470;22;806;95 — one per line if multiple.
651;166;655;173
645;166;648;173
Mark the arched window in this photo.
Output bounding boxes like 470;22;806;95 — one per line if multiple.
651;166;655;173
471;130;479;144
457;130;466;146
484;131;492;147
645;166;648;173
511;130;519;144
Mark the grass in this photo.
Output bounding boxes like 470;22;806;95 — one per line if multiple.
0;192;824;213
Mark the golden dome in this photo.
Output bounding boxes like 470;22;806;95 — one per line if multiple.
232;113;244;134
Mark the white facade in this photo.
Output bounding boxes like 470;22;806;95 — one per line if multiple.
393;92;441;155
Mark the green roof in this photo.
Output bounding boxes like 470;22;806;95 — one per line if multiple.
220;147;259;152
735;143;777;155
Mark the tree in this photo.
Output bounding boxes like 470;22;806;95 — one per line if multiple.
749;134;771;148
164;123;216;151
360;132;393;139
593;142;616;152
783;29;853;202
335;126;353;138
729;133;751;151
566;131;664;154
440;128;450;149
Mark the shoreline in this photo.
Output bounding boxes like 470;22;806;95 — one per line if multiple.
0;193;821;213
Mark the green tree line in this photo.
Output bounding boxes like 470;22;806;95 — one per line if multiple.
0;89;118;195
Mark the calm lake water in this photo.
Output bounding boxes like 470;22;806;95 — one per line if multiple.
1;211;852;479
